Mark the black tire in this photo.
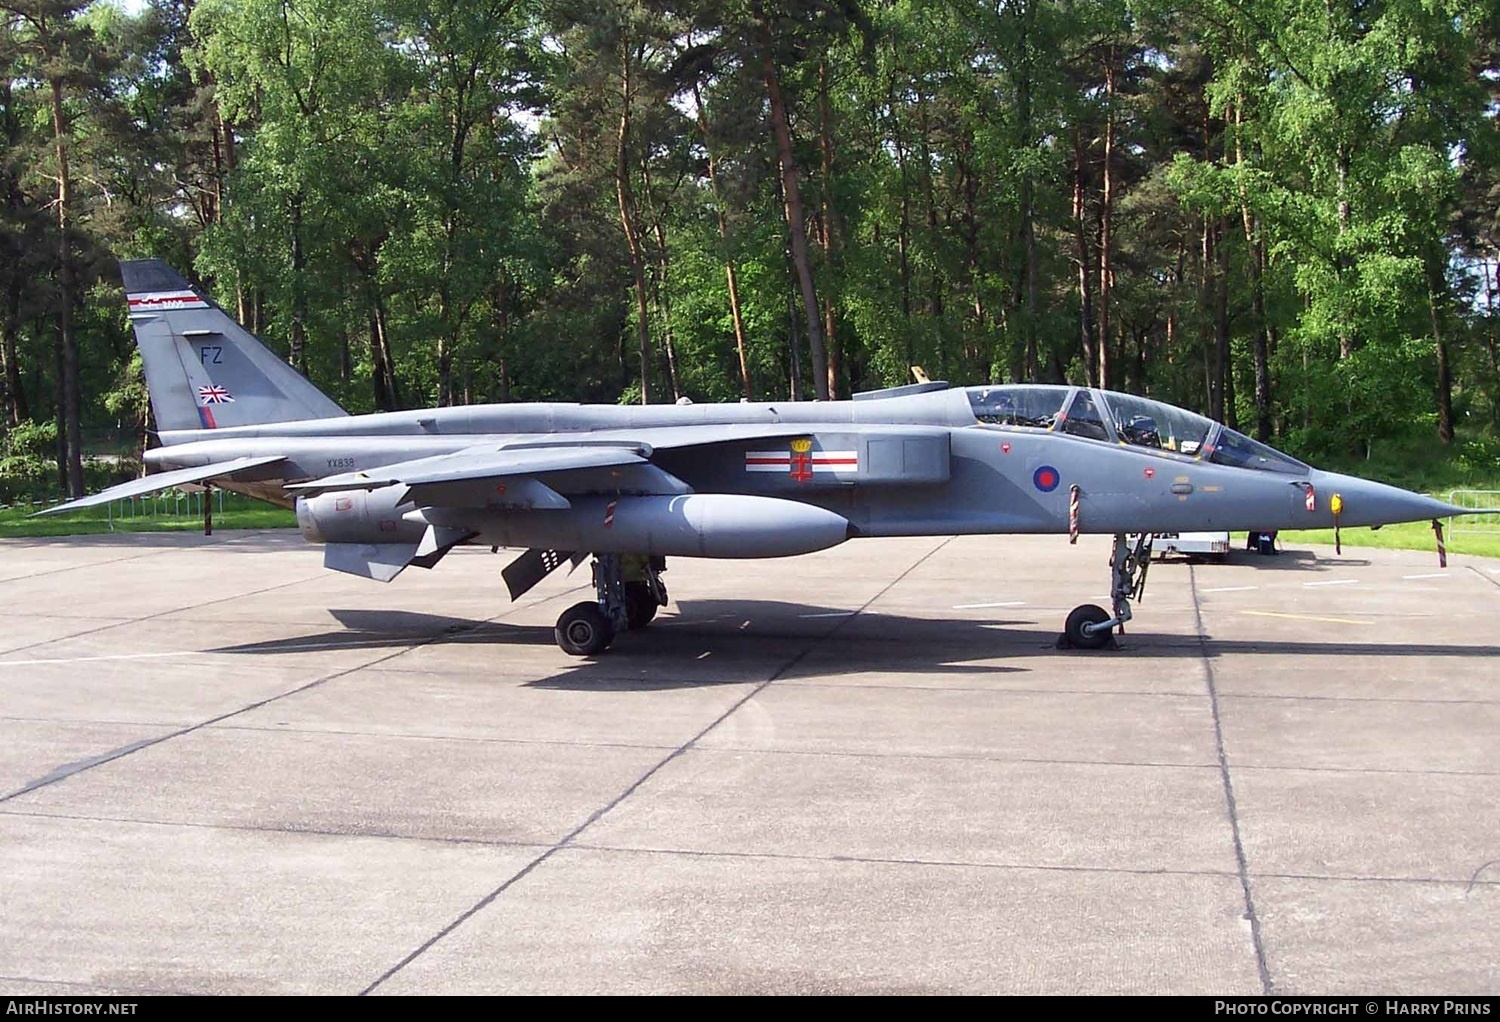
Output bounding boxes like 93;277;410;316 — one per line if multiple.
555;601;615;656
1064;604;1113;650
625;581;664;630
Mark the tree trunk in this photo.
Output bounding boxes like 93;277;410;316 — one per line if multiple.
1249;234;1271;440
760;21;827;400
640;153;681;401
1202;215;1221;421
368;304;396;412
1336;145;1353;359
1096;52;1116;391
2;276;29;426
818;58;840;399
891;79;912;347
775;177;803;401
1235;101;1273;441
615;46;652;405
1072;129;1097;387
50;77;82;497
289;194;307;372
1486;256;1500;429
918;82;945;380
1427;249;1454;445
436;216;457;406
693;79;752;400
1216;217;1234;429
1017;0;1039;383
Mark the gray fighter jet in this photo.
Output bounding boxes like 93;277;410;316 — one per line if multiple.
42;260;1481;654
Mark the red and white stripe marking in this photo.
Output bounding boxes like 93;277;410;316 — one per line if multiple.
126;290;209;312
744;450;858;472
603;500;617;529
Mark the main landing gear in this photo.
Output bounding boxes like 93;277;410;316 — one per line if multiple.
1059;532;1153;651
554;553;669;656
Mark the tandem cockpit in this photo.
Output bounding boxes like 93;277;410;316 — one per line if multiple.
965;384;1308;476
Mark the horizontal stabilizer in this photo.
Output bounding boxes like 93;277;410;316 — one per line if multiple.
34;456;286;516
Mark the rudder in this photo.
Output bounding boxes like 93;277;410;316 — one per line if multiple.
121;259;346;434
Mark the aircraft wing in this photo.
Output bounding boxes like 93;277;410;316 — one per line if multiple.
34;455;288;516
292;444;650;494
288;425;820;508
566;423;817;450
288;442;679;509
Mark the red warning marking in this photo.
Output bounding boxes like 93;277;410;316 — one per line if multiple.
1144;467;1155;479
603;500;617;529
1001;442;1012;454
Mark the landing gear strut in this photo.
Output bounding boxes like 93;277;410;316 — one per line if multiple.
1060;532;1152;650
554;553;669;656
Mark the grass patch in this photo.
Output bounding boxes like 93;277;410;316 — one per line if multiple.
1242;521;1500;560
0;495;296;538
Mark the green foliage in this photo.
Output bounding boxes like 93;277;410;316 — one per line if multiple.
1;0;1498;500
0;421;59;504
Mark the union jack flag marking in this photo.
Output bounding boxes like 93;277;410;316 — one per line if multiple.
198;385;234;405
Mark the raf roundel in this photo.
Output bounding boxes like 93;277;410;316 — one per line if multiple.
1033;465;1061;492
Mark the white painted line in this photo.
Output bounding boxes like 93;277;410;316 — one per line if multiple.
1244;610;1374;626
0;650;200;667
1201;586;1258;593
1402;573;1447;580
0;638;375;667
696;651;711;660
952;601;1026;609
799;611;856;618
1303;579;1359;587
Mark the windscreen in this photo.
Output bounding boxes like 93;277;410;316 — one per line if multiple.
1061;390;1111;441
967;386;1072;429
1208;428;1308;474
1098;391;1216;456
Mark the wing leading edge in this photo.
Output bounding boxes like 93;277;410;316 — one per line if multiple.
34;456;288;516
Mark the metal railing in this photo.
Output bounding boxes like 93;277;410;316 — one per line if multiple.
101;488;230;530
3;488;241;530
1445;490;1500;534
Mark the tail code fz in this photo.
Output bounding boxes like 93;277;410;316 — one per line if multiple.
122;259;345;437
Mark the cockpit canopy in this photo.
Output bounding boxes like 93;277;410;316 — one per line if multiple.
965;385;1307;475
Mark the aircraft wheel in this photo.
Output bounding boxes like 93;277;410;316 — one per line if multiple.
1064;604;1113;650
556;602;615;656
625;582;660;630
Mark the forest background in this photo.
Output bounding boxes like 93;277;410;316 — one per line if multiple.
3;0;1500;503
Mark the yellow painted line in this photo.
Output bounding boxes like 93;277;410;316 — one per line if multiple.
1242;610;1374;626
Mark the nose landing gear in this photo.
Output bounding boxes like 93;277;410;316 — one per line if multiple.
1059;532;1152;650
554;553;669;656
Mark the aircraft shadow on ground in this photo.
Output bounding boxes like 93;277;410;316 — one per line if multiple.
1182;548;1373;571
203;600;1500;690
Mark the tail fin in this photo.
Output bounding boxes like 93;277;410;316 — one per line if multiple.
121;259;346;433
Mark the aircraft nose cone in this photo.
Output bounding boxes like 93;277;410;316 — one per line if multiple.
1310;471;1466;527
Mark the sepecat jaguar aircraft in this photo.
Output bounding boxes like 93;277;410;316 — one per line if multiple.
42;260;1483;654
